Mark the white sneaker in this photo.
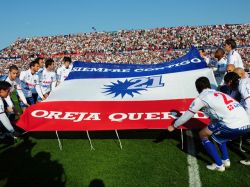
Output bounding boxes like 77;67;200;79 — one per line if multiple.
240;160;250;166
206;163;225;172
222;159;231;168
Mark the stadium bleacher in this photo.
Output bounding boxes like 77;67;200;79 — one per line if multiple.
0;24;249;75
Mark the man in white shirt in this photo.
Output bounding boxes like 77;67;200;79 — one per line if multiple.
19;61;44;111
0;81;16;139
218;64;236;95
224;71;250;166
3;65;29;120
168;77;250;172
35;57;45;75
234;67;249;79
224;38;244;69
31;57;45;103
199;49;211;65
56;57;72;85
38;58;57;101
214;48;227;85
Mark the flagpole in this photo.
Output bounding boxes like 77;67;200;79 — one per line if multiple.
55;131;63;151
115;130;123;150
239;136;246;152
86;130;95;150
180;129;184;150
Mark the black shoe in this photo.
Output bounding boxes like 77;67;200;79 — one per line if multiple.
0;133;16;145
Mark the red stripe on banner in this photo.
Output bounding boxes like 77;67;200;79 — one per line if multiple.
17;99;209;131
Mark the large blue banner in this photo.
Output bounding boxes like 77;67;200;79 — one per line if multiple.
67;47;207;79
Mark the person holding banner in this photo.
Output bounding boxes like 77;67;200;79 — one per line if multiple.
218;64;236;95
224;38;244;69
3;65;29;121
19;61;44;111
168;77;250;172
199;49;211;66
35;57;45;75
56;57;72;85
214;48;227;85
0;81;17;140
38;58;57;101
224;71;250;166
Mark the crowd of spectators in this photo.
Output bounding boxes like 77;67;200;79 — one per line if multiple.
0;24;249;75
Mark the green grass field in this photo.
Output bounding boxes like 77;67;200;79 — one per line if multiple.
0;130;249;187
0;93;249;187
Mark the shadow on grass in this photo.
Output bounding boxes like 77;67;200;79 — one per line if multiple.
0;138;66;187
88;179;105;187
227;135;250;160
145;109;215;165
180;127;250;165
151;127;213;164
184;129;213;165
26;129;183;140
21;129;187;153
18;115;219;165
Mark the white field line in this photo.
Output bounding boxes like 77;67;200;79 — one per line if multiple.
186;130;202;187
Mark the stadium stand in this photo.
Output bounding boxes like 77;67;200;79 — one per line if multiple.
0;24;249;75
